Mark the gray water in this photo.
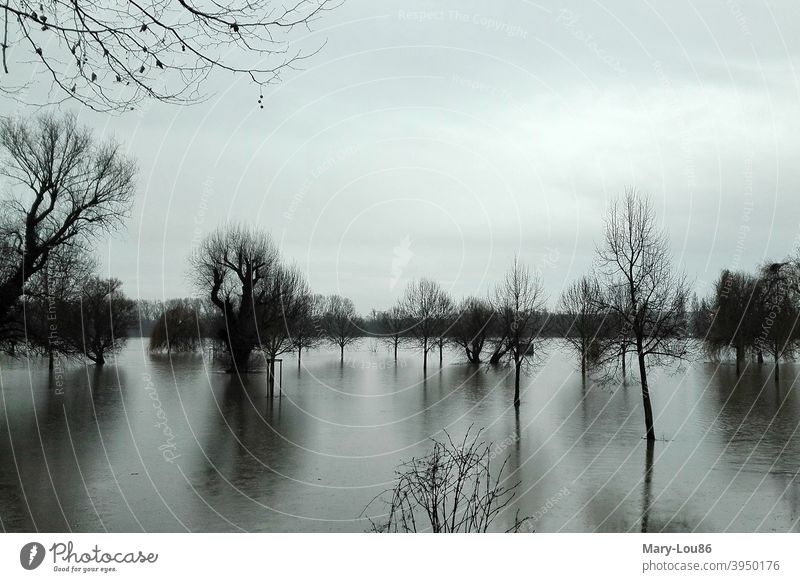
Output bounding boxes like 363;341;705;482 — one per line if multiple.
1;339;799;532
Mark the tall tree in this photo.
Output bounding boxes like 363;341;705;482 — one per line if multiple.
401;278;453;373
190;224;281;373
1;1;337;111
0;113;135;337
705;269;759;374
753;262;800;382
451;296;494;364
376;304;409;362
558;275;604;378
55;277;137;365
320;294;360;364
491;259;547;407
292;293;323;367
596;189;690;441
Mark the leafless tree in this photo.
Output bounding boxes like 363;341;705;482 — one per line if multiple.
451;296;494;364
0;113;135;335
595;189;690;441
190;223;281;373
23;240;96;365
54;277;137;365
558;275;604;379
1;1;339;112
492;258;547;407
148;297;207;353
375;304;409;362
320;294;360;364
291;292;323;367
365;428;529;533
752;262;800;382
401;278;453;373
259;263;312;393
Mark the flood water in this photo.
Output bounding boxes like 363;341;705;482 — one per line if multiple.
1;339;799;532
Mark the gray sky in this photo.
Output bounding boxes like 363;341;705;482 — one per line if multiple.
10;0;800;312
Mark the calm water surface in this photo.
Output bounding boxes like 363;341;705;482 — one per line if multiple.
1;339;799;532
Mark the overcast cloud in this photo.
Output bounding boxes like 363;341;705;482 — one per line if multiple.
13;0;798;313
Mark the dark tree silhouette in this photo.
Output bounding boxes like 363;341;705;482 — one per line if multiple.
451;296;494;364
148;298;206;353
753;262;800;382
191;224;282;373
491;258;547;407
1;0;338;111
56;277;137;365
320;294;360;364
705;269;759;374
558;275;604;378
401;278;453;373
375;304;408;362
292;292;323;367
0;113;135;338
595;189;690;441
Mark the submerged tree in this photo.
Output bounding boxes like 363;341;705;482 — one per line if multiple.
705;269;759;373
402;278;453;372
451;296;494;364
1;1;338;111
376;304;409;362
491;259;547;407
753;262;800;381
191;224;284;373
595;189;690;441
56;277;137;365
0;113;136;338
149;298;207;353
365;428;529;533
558;275;604;378
320;294;361;364
292;293;323;367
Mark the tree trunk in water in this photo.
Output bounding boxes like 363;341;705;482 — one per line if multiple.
735;344;743;375
48;348;54;371
267;359;276;397
637;349;655;441
340;344;344;364
757;350;764;364
514;360;521;408
621;348;626;378
775;355;780;383
95;350;105;366
439;342;443;366
423;338;428;373
297;347;302;368
231;346;251;373
580;350;586;378
394;341;397;362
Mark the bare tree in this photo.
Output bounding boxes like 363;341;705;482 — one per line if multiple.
1;1;338;112
365;428;529;533
402;278;453;373
190;223;281;373
259;263;312;394
148;297;207;353
595;189;690;441
451;296;494;364
558;275;604;379
292;292;323;367
753;262;800;382
704;269;760;373
55;277;137;365
320;294;360;364
375;304;408;362
492;258;547;407
0;113;135;336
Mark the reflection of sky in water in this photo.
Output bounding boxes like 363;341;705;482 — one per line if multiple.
1;338;798;532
